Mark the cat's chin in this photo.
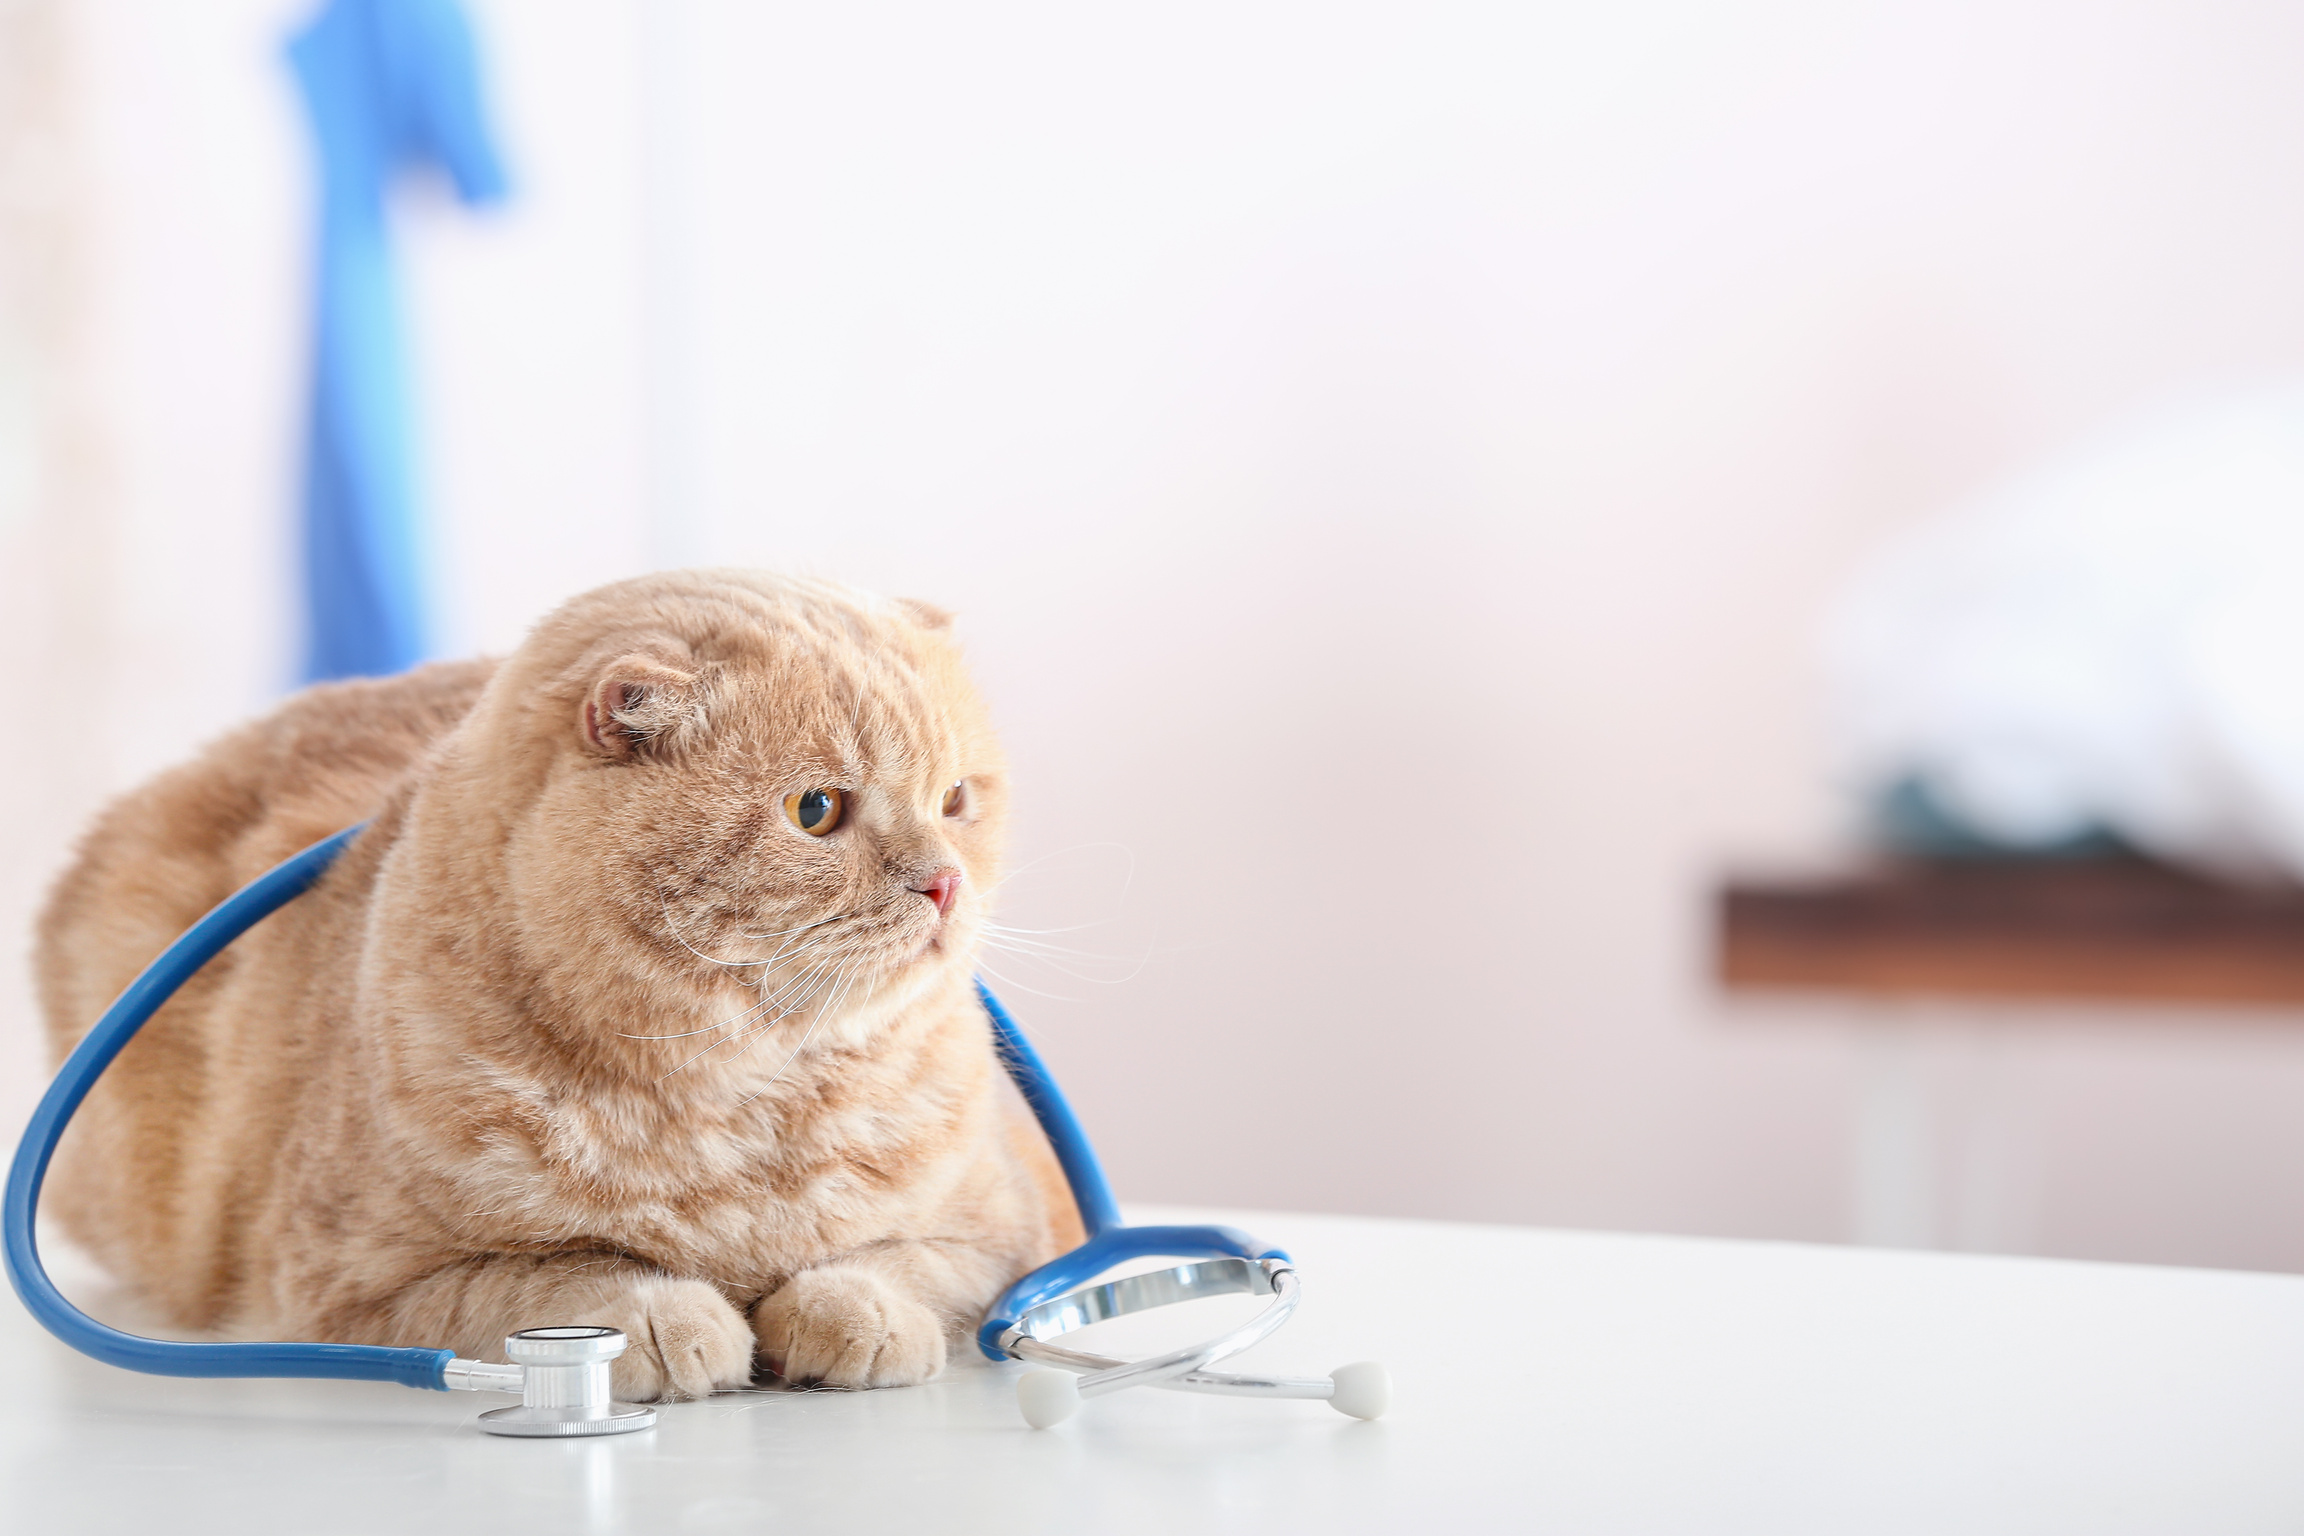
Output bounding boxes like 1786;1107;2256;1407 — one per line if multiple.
912;922;981;969
882;940;974;1002
898;910;960;962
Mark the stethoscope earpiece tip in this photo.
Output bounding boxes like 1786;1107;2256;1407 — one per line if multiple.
1326;1361;1390;1420
1017;1368;1083;1429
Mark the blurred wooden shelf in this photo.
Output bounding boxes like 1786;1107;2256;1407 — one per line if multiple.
1719;857;2304;1005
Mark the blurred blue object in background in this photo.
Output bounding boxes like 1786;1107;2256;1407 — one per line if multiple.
287;0;507;683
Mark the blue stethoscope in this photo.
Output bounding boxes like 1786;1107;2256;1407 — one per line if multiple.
3;827;1387;1435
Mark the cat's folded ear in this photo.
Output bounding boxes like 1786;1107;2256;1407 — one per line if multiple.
581;648;706;759
895;597;954;632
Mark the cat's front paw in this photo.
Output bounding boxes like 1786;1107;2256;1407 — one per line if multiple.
590;1276;755;1402
753;1266;948;1388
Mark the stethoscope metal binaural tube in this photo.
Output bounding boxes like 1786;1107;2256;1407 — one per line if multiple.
4;827;1387;1435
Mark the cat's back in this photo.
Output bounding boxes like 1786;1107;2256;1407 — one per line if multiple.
37;658;497;1060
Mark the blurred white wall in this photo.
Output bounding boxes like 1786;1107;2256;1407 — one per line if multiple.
14;0;2304;1270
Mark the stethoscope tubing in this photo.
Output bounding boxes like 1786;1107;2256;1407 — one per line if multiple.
973;982;1292;1363
3;825;1311;1410
2;825;455;1389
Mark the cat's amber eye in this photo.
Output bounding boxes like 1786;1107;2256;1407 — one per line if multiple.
941;781;968;818
784;787;845;836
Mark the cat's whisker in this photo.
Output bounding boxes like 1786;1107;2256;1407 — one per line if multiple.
969;956;1093;1005
748;913;860;982
980;918;1122;937
615;932;839;1041
980;841;1137;899
731;960;864;1107
617;977;799;1041
691;939;866;1067
703;958;845;1068
621;987;787;1046
656;954;846;1076
657;989;800;1078
730;912;847;945
657;892;781;969
657;887;848;970
727;1011;837;1105
712;992;821;1073
974;951;1137;988
977;928;1134;960
976;932;1152;987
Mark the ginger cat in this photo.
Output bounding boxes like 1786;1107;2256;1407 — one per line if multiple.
35;570;1080;1400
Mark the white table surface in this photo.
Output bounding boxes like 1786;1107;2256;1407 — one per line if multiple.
6;1205;2304;1535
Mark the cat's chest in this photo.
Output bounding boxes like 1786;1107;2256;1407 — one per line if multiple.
471;1083;948;1262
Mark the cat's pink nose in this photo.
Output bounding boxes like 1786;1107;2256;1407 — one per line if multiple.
913;869;962;918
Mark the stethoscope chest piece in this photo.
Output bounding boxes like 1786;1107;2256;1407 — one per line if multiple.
472;1327;658;1438
997;1255;1390;1429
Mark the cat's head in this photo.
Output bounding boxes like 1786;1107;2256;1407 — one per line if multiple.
437;570;1008;1057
